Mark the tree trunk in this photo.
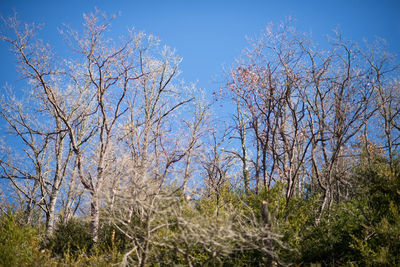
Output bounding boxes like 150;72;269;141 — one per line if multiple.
90;193;100;244
45;194;58;236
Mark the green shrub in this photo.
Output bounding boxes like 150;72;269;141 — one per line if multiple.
0;211;52;266
46;218;124;265
59;246;122;267
298;201;364;265
350;157;400;266
98;221;129;252
293;155;400;266
47;218;92;256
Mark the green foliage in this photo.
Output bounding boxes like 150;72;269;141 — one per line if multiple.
45;218;124;265
1;154;399;266
98;221;129;252
286;154;400;266
47;218;92;256
58;246;122;267
349;155;400;266
298;201;364;265
0;210;54;267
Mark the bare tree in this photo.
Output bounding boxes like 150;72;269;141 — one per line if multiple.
0;59;73;236
301;32;377;212
231;97;251;193
362;40;400;171
227;23;313;207
201;127;236;215
225;22;389;217
0;10;199;243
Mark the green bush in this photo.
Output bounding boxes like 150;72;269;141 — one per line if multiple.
98;221;129;252
46;218;124;265
59;246;122;267
47;218;92;256
291;155;400;266
0;211;52;266
298;201;364;265
350;157;400;266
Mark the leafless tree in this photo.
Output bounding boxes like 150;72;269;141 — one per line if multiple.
201;127;236;215
227;23;313;207
225;22;392;217
0;10;200;243
301;32;377;212
0;53;73;236
362;40;400;171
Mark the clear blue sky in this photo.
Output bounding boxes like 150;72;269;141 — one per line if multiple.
0;0;400;107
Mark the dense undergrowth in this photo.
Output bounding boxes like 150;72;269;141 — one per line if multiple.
0;154;399;266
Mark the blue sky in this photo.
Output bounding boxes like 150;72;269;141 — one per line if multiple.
0;0;400;109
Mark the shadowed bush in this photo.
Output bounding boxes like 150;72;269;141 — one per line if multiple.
47;218;92;256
